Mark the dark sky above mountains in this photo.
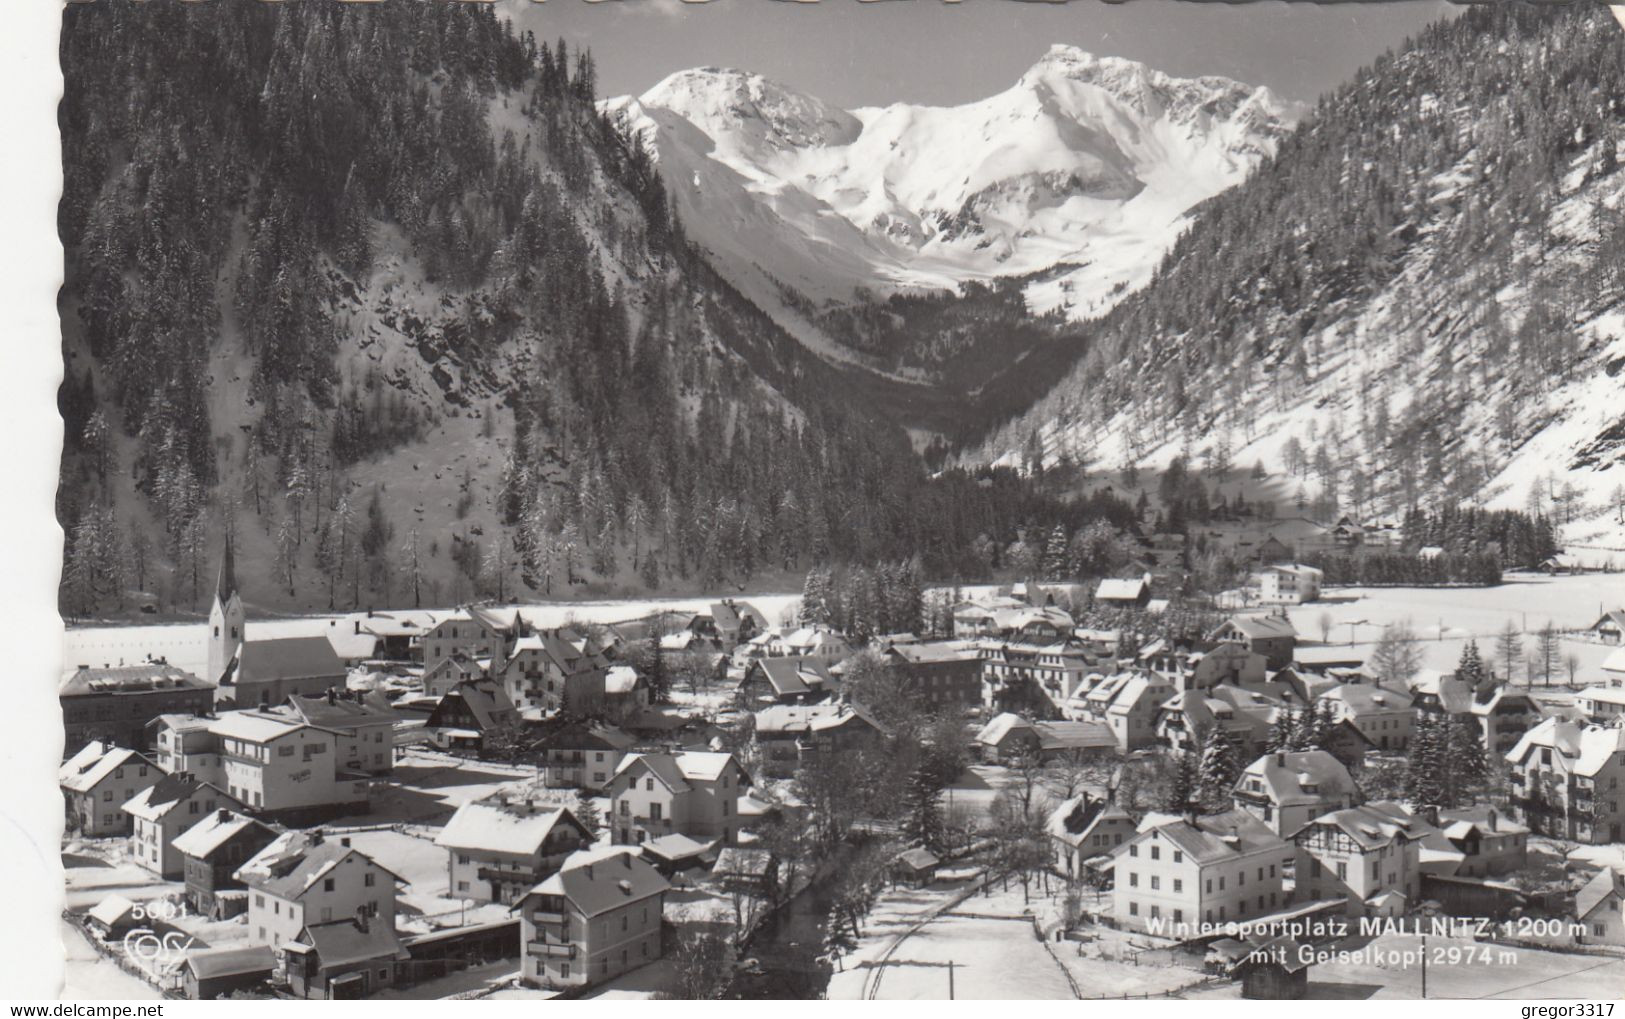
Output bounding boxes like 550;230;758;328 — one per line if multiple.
511;0;1460;107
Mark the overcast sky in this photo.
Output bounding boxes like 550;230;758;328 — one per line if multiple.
509;0;1461;109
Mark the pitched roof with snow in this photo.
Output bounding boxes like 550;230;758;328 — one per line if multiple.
975;712;1036;747
1294;802;1428;849
235;830;402;900
1134;809;1289;866
885;641;978;665
640;833;714;863
123;774;236;821
232;637;345;684
59;743;155;793
1320;683;1411;714
1033;720;1117;752
749;657;835;698
1214;615;1298;641
1576;867;1625;920
435;802;582;856
523;847;669;917
207;710;312;744
604;666;642;695
283;691;398;729
543;722;635;753
1046;794;1133;847
172;809;278;861
182;944;277;982
297;918;408;967
1237;750;1357;808
1095;577;1149;601
88;894;138;928
1603;647;1625;673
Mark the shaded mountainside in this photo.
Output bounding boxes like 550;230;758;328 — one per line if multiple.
972;4;1625;550
56;0;1125;617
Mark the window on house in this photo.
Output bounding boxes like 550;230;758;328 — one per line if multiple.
645;778;653;792
365;872;376;887
324;878;335;892
1150;876;1160;890
1150;845;1160;861
1173;879;1182;893
1129;873;1138;887
1129;845;1138;858
1172;851;1182;863
1128;902;1138;917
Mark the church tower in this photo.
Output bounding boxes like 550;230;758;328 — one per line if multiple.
207;533;245;686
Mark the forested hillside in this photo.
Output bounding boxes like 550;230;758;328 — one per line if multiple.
973;4;1625;546
56;0;1121;617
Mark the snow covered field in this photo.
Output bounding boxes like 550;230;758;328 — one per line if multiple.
61;593;803;681
1283;572;1625;678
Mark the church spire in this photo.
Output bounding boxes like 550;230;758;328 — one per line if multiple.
216;530;238;606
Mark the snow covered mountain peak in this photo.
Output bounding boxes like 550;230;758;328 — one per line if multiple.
610;49;1302;327
638;66;860;153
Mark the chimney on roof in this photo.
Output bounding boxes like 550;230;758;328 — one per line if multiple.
623;852;633;869
328;688;338;706
310;831;324;846
585;863;594;879
1486;808;1498;832
1275;752;1285;768
218;808;231;823
1419;804;1439;828
341;836;351;847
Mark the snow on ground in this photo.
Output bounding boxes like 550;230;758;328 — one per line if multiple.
372;960;520;1000
826;873;1093;1000
1186;931;1625;1000
357;752;540;826
62;593;803;682
1283;572;1625;679
59;920;163;1001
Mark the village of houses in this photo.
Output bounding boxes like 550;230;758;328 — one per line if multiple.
56;532;1625;1001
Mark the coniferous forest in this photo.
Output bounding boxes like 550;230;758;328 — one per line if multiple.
56;0;1124;615
974;3;1625;517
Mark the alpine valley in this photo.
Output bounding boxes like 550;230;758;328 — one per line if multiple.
54;0;1625;617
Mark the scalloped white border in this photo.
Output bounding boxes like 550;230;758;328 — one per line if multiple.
1;0;65;1000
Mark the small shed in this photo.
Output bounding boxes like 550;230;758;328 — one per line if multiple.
641;834;717;877
1208;934;1310;999
892;847;941;887
180;944;276;1000
85;894;140;940
713;846;776;895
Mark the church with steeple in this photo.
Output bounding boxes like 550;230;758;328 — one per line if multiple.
204;535;347;708
207;533;245;686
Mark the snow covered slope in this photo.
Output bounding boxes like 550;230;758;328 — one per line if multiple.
974;6;1625;564
606;47;1301;323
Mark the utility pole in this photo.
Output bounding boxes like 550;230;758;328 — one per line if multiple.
948;959;955;1000
1420;931;1427;999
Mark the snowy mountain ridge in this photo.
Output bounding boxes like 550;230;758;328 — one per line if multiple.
605;47;1302;324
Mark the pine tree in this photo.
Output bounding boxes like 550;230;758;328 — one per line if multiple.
901;766;945;854
822;903;858;971
644;636;670;705
1198;729;1241;809
1162;752;1199;814
573;788;603;843
1456;638;1487;688
1441;716;1489;808
1266;708;1296;753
